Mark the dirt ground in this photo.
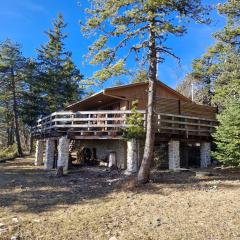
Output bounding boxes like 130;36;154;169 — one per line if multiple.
0;157;240;240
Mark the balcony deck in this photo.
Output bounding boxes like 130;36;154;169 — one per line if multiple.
33;110;217;140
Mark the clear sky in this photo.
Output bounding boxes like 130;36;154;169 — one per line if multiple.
0;0;225;91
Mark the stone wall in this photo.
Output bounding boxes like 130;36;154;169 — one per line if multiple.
57;136;70;172
168;140;180;170
44;139;55;170
200;142;211;168
75;139;127;169
35;140;44;166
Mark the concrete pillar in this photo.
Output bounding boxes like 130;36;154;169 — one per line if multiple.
57;136;70;173
35;140;44;166
200;142;211;168
44;139;55;170
126;139;138;174
168;140;180;170
108;151;117;168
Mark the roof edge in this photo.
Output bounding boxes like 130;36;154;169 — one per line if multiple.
65;80;192;110
65;90;104;110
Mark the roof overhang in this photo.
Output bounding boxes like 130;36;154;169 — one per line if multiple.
65;91;126;111
65;81;191;111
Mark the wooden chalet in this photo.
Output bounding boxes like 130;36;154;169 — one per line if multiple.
33;81;217;173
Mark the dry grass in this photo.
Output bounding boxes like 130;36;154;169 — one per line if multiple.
0;157;240;240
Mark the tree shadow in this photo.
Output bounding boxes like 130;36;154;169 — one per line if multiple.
0;157;240;214
0;158;124;214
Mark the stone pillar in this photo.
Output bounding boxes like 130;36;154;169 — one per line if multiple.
200;142;211;168
108;151;117;168
168;140;180;170
57;136;70;173
126;139;138;174
35;140;44;166
44;139;55;170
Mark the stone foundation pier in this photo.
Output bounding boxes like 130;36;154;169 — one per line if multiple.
168;140;180;170
125;139;139;174
200;142;211;168
35;140;44;166
57;136;70;173
44;139;55;170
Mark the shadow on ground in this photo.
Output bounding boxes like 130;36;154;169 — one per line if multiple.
0;156;240;214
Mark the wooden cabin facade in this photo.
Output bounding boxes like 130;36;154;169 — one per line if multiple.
33;81;217;173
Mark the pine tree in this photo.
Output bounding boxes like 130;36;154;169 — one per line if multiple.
176;48;220;106
37;13;83;115
179;0;240;166
212;0;240;107
179;0;240;108
131;70;148;83
81;0;210;183
213;101;240;166
0;39;25;156
20;59;43;153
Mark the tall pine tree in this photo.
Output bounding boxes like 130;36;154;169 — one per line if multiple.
37;13;83;115
81;0;210;183
178;0;240;166
20;59;43;153
0;39;25;156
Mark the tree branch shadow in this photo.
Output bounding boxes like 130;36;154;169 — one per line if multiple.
1;158;240;214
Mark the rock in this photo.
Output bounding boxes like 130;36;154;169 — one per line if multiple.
154;218;161;227
195;171;213;177
109;237;118;240
0;223;5;228
11;236;20;240
0;224;8;233
12;218;19;224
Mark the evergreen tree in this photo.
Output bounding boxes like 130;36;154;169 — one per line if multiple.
81;0;210;183
20;59;43;153
37;13;83;115
176;74;194;100
176;48;219;106
212;0;240;107
213;51;240;109
0;39;25;156
179;0;240;166
131;70;148;83
213;101;240;166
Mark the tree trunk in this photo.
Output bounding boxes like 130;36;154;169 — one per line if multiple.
11;68;23;157
7;128;11;146
29;131;34;155
137;17;157;184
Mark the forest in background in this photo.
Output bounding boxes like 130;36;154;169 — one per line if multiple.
176;1;240;166
0;0;239;169
0;14;84;158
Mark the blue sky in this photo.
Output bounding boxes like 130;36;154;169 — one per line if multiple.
0;0;225;91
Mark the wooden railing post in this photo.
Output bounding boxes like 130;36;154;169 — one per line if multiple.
32;110;216;138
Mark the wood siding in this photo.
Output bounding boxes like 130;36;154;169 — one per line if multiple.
66;82;216;121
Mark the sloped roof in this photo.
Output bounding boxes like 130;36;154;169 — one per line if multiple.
65;81;191;111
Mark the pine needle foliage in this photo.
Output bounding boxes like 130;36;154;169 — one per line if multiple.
123;100;145;140
213;101;240;166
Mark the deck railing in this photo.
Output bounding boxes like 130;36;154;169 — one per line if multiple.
33;110;217;138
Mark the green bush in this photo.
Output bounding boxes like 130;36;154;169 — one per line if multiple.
0;144;18;160
212;101;240;166
123;100;145;140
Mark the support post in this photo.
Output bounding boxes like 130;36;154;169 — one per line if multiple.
125;139;139;174
200;142;211;168
108;151;117;168
168;140;180;170
44;139;55;170
35;140;44;166
57;136;70;175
